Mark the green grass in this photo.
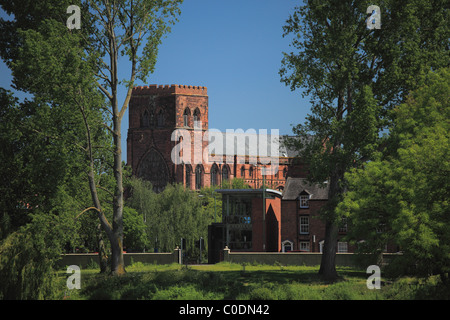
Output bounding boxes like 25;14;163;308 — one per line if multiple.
55;262;449;300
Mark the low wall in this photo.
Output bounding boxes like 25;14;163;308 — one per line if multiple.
57;250;181;269
222;248;401;267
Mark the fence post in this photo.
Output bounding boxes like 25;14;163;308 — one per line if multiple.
223;246;230;262
174;246;181;264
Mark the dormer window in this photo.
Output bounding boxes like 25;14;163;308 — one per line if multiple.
299;193;310;208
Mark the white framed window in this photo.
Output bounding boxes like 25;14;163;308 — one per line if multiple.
299;241;310;252
299;216;309;234
299;195;309;208
337;242;348;253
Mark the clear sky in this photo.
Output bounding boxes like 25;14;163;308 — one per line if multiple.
0;0;310;161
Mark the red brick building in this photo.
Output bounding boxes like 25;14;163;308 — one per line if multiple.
211;178;352;256
126;84;307;192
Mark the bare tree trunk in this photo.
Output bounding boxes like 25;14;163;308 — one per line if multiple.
97;223;108;273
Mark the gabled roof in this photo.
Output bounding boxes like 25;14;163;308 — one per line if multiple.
282;177;329;200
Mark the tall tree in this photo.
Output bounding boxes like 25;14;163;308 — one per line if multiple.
84;0;182;275
338;68;449;281
280;0;449;280
1;0;183;275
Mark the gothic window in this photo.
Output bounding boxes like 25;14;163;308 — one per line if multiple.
211;164;219;186
185;165;192;189
141;110;149;127
137;148;169;193
222;165;229;182
157;109;164;127
241;167;245;178
283;167;287;178
195;165;203;190
183;108;190;127
249;166;253;178
149;109;155;126
193;108;201;128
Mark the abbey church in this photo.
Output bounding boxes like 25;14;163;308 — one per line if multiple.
127;84;308;192
126;84;342;255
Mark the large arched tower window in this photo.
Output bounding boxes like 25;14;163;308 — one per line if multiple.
136;148;169;193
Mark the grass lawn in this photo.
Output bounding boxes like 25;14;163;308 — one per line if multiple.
57;262;448;300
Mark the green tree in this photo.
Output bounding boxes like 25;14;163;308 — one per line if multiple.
280;0;449;280
127;179;213;253
82;0;182;275
338;68;450;280
1;0;183;275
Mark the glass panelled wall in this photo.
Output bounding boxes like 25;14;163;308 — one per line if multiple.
223;194;253;250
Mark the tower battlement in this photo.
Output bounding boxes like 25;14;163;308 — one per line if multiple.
132;84;207;96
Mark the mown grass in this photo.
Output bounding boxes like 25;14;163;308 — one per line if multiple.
56;262;449;300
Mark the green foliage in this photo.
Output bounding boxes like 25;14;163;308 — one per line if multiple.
1;0;184;275
280;0;449;189
126;178;209;252
0;213;67;299
123;206;149;252
280;0;449;279
338;68;450;277
126;177;252;253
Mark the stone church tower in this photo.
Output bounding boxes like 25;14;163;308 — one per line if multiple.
127;84;210;192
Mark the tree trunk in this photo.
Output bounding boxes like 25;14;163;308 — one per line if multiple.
97;223;108;273
318;144;343;281
319;220;339;281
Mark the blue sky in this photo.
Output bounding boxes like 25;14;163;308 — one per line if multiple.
0;0;310;161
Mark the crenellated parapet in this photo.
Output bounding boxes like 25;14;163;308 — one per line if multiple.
132;84;207;96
